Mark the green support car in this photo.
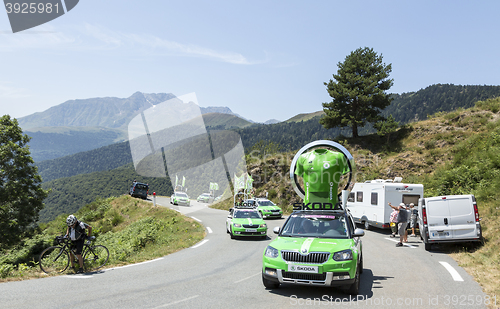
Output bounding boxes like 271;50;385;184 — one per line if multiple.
262;207;364;294
226;207;267;239
170;192;190;206
247;198;283;219
197;193;211;203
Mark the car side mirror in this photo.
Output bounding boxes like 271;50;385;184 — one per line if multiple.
273;226;280;234
353;228;365;237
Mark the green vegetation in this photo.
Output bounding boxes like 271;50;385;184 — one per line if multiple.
214;98;500;299
0;195;205;281
26;126;127;162
373;114;399;144
39;163;173;222
385;84;500;124
0;115;49;249
321;47;394;138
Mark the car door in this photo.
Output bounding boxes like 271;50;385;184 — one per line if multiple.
427;198;452;240
447;196;477;239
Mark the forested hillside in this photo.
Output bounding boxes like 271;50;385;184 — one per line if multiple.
39;163;173;222
27;127;127;162
384;84;500;123
37;141;133;182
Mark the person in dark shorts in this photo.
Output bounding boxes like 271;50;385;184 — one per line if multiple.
389;202;408;247
409;203;418;236
65;215;92;274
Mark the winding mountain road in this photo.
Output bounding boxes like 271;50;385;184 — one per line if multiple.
0;198;490;309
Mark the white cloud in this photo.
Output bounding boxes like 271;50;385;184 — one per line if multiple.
0;23;262;64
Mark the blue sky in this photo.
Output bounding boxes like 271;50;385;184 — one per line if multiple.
1;1;499;123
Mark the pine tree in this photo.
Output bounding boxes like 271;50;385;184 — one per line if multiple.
321;47;394;137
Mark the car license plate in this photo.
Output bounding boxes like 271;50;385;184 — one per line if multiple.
432;232;449;237
245;229;257;232
288;264;318;273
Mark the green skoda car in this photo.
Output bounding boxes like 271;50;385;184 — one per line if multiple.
227;208;267;239
170;192;190;206
247;198;283;219
262;209;364;294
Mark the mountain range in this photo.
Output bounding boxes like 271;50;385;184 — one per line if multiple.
17;84;500;162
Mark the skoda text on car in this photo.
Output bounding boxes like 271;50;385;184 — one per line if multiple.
197;193;211;203
262;206;364;294
248;198;283;219
130;182;149;199
170;191;190;206
226;207;267;239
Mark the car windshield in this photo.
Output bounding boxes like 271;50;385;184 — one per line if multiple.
280;213;348;239
234;210;261;219
135;184;148;190
258;200;275;206
202;194;210;197
176;193;188;198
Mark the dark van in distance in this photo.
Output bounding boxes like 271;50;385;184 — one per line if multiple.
130;182;149;199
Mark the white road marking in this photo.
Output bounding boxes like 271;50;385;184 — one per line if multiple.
191;216;202;222
206;227;213;233
439;261;464;282
63;275;93;278
103;257;164;272
152;295;199;308
234;272;261;283
190;239;209;249
384;237;417;248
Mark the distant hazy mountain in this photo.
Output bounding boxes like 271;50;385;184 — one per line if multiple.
264;119;280;124
18;92;256;131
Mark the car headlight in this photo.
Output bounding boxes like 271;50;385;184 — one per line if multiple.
265;246;279;258
233;223;241;227
260;224;267;228
333;249;353;261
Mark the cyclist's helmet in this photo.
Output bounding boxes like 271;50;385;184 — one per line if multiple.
66;215;77;226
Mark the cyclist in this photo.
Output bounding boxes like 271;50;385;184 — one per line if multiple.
65;215;92;274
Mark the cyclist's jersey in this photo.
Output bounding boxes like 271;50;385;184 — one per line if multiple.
70;221;89;241
295;149;349;204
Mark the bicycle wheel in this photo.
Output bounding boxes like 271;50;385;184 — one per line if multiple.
83;245;109;271
39;246;70;274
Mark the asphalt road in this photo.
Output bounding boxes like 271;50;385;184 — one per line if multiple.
0;197;492;309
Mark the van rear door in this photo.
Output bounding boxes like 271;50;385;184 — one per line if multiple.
426;198;453;240
447;195;477;239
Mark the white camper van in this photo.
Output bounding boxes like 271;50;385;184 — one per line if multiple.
418;195;482;251
346;178;424;230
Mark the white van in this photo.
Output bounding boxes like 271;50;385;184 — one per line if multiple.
418;195;482;251
347;178;424;230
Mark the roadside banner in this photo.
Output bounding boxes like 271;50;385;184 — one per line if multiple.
246;173;253;190
234;173;245;190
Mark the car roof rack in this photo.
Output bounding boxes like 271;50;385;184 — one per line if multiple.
233;206;257;210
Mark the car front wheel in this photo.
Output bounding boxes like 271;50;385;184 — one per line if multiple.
344;265;360;295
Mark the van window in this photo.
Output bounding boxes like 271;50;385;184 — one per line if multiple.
356;192;363;202
371;193;378;205
135;184;148;190
402;194;419;206
348;192;355;202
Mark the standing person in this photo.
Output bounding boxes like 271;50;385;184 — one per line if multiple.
389;206;399;238
389;202;408;247
65;215;92;274
409;203;418;237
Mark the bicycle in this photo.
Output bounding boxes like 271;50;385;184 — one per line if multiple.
39;235;109;274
